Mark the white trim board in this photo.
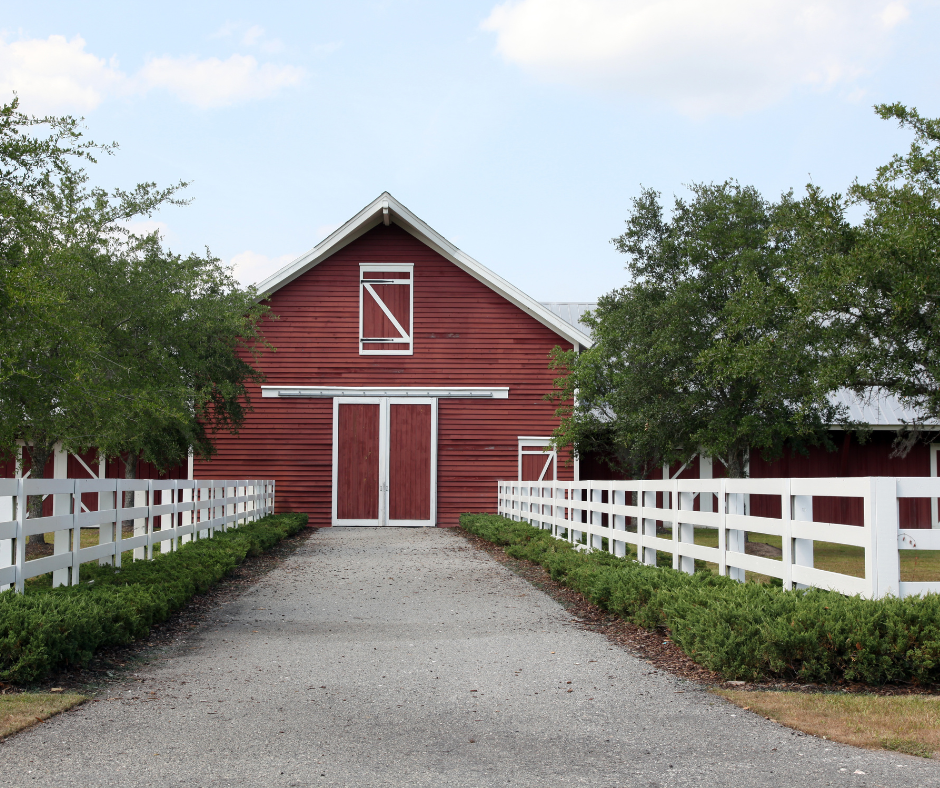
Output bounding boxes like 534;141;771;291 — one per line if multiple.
254;192;592;349
263;386;508;399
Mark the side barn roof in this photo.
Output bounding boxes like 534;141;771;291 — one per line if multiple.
255;192;592;349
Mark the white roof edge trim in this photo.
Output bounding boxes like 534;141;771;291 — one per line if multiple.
254;192;592;348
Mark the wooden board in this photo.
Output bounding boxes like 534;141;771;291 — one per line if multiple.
336;403;380;520
388;403;431;521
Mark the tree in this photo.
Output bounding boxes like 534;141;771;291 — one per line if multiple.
549;182;842;478
796;103;940;447
0;99;269;537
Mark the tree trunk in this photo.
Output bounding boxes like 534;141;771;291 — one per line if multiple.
122;452;137;533
26;441;55;546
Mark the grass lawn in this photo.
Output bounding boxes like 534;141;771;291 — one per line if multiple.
691;527;940;584
0;692;87;740
717;689;940;759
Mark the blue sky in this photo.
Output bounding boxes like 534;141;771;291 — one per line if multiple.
2;1;938;300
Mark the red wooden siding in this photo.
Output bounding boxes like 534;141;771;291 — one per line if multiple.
388;403;431;520
195;223;574;526
336;403;380;520
521;451;553;481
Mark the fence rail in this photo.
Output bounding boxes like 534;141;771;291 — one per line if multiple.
498;476;940;599
0;479;275;593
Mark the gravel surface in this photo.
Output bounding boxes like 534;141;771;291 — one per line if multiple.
2;527;937;787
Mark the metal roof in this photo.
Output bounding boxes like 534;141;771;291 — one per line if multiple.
540;302;597;338
545;302;936;428
829;390;939;428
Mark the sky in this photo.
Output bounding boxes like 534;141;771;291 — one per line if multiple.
2;0;938;301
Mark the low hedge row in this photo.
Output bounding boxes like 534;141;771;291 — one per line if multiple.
0;512;308;684
460;513;940;686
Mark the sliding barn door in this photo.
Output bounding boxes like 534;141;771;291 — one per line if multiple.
333;400;384;525
332;397;436;526
387;401;435;526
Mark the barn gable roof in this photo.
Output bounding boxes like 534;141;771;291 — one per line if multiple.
255;192;592;348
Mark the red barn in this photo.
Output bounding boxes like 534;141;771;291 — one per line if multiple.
195;193;590;527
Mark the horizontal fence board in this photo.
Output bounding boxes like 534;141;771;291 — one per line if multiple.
1;477;273;593
77;542;116;563
22;514;73;537
899;530;940;550
500;476;940;599
75;509;117;528
22;551;73;579
899;582;939;598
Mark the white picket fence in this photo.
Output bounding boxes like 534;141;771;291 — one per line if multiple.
0;478;275;593
498;476;940;599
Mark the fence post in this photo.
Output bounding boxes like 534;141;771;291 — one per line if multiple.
870;477;900;599
641;484;657;566
0;482;13;591
14;478;25;593
726;486;746;583
133;483;147;562
793;491;814;590
678;481;695;575
52;445;72;588
780;479;793;590
717;478;727;578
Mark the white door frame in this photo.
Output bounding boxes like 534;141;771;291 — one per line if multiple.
332;397;437;526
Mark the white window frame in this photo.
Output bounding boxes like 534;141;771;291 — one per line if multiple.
359;263;414;356
518;436;557;482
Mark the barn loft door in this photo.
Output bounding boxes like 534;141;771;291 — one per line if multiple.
332;397;437;526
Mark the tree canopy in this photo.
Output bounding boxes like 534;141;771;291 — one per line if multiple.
0;97;270;493
550;182;842;478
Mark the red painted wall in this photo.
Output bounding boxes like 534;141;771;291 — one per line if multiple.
194;224;574;526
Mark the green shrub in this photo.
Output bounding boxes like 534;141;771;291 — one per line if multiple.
460;513;940;685
0;513;308;684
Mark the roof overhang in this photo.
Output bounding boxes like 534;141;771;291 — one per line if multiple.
254;192;592;348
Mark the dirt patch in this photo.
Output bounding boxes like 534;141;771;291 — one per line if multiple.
746;541;783;559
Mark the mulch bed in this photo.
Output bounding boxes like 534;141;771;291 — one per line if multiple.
1;525;319;697
455;527;937;697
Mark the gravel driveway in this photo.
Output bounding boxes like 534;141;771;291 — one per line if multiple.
1;527;936;787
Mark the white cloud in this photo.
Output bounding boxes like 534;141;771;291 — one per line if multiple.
242;25;265;46
0;34;125;114
229;250;298;287
482;0;912;116
0;33;303;113
139;54;302;108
